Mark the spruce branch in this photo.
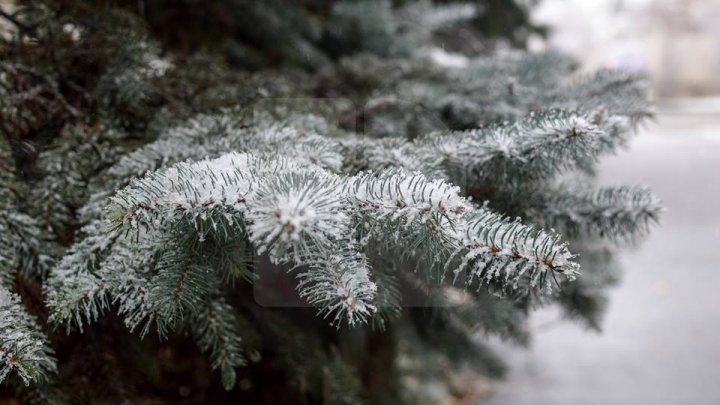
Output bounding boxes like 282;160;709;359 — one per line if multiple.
532;184;663;239
246;171;377;325
367;262;402;331
97;111;344;213
452;209;578;294
0;211;55;282
426;109;607;183
562;69;654;124
98;151;577;331
46;223;160;335
107;153;380;326
189;298;246;390
145;233;215;337
0;287;57;386
107;152;259;232
294;247;377;326
247;171;349;261
345;169;578;293
342;108;636;188
0;149;57;282
46;228;119;332
346;168;473;272
103;111;249;185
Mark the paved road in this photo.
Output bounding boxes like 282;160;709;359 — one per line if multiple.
487;112;720;405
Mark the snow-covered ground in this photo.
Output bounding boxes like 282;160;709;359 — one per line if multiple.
487;101;720;404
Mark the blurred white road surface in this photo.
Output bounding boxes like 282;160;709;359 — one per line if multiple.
487;103;720;405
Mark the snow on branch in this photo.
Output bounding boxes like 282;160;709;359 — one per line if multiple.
108;153;261;233
427;109;607;182
295;248;377;326
342;109;633;187
105;112;342;189
96;151;578;329
0;287;57;385
247;171;348;261
562;69;654;124
534;184;663;239
0;211;55;282
47;223;159;334
345;169;472;270
104;153;379;327
453;209;578;294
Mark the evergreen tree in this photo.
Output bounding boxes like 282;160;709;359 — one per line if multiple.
0;1;660;403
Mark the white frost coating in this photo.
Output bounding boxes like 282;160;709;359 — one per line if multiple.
110;152;263;229
296;251;377;326
530;115;598;141
109;153;377;326
451;210;579;293
540;183;662;239
253;124;344;171
0;286;57;385
426;47;470;68
247;174;349;256
146;58;173;77
0;287;10;305
488;131;518;158
265;191;321;242
103;112;344;202
344;167;578;292
347;169;472;224
420;3;477;30
244;171;376;326
349;109;620;184
102;150;580;328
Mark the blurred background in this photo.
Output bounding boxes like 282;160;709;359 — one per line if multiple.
532;0;720;96
488;1;720;404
